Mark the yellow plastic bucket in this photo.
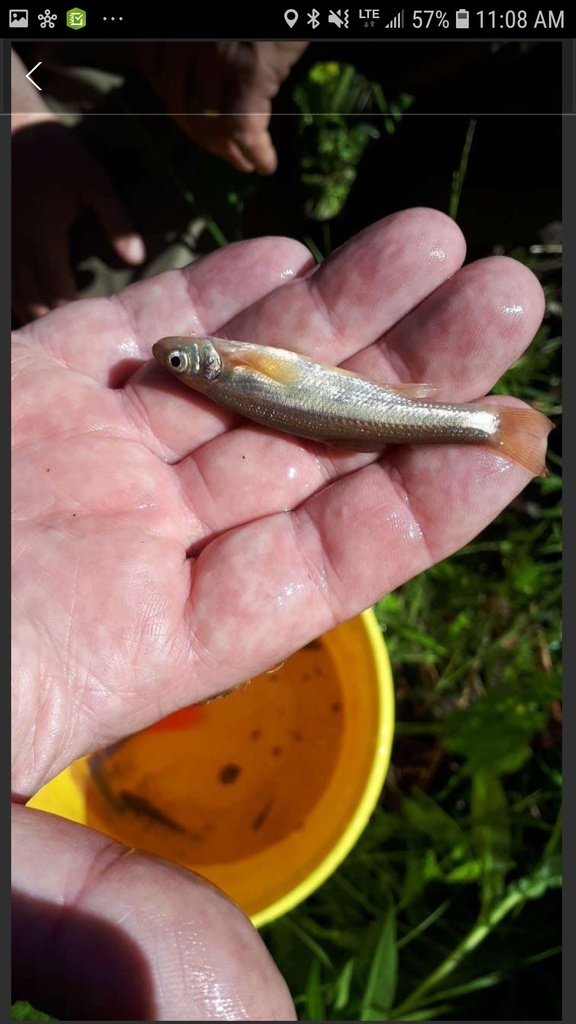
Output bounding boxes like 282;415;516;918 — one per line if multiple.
28;608;394;927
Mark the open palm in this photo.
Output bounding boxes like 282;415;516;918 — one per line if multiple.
12;209;546;1019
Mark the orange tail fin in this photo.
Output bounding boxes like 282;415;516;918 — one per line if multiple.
493;405;554;477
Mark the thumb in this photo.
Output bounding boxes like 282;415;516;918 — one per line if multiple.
12;804;296;1021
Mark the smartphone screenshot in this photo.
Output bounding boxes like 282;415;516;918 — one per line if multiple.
9;6;565;1022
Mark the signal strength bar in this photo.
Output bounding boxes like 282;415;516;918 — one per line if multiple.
385;9;404;28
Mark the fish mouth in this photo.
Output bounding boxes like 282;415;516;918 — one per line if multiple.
152;338;172;365
153;337;192;372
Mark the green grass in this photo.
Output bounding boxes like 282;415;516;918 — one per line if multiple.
262;395;561;1019
263;479;561;1018
13;54;561;1021
259;74;562;1019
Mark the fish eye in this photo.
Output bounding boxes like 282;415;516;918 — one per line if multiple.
168;350;188;373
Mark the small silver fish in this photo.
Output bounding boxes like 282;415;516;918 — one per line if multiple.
152;336;552;476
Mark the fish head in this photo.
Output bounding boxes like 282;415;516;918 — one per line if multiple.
153;336;222;386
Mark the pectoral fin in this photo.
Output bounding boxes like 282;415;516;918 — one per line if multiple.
227;342;438;394
229;348;305;384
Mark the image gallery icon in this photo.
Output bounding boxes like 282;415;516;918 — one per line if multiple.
9;10;29;26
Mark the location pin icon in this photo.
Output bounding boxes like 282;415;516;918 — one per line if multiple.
284;9;299;27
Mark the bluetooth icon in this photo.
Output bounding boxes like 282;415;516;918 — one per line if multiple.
307;8;320;28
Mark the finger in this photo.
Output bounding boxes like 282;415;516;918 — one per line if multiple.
174;426;375;550
217;132;259;172
165;48;258;170
141;51;259;173
110;232;147;266
174;114;259;173
234;127;278;175
17;236;313;384
226;207;468;365
12;804;296;1021
80;160;147;266
224;116;278;175
146;207;465;384
356;254;546;401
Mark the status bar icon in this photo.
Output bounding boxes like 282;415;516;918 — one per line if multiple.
9;10;29;27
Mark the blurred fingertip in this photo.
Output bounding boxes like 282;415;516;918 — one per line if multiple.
255;159;277;176
252;149;278;176
29;303;51;320
121;236;147;264
230;154;256;173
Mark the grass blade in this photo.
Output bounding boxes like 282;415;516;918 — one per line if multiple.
303;959;326;1021
360;907;398;1021
449;118;476;220
471;770;513;914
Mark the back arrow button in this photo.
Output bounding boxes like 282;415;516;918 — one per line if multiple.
26;62;43;92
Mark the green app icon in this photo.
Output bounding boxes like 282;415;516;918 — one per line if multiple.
67;8;86;29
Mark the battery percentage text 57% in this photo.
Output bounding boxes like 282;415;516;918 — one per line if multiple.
413;10;450;27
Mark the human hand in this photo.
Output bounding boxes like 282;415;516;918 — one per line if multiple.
138;41;308;174
11;120;146;324
12;208;547;1019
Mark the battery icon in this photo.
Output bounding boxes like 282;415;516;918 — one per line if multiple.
455;9;469;28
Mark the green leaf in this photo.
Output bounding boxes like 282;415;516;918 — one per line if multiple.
304;959;326;1021
471;771;513;913
293;61;409;221
445;678;557;777
401;846;440;903
397;901;452;951
444;860;482;884
401;790;471;862
399;1006;452;1020
333;957;356;1011
360;907;398;1020
11;1004;53;1021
